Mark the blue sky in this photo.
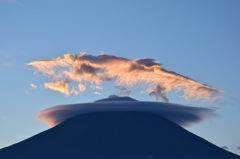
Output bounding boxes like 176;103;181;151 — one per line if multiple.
0;0;240;155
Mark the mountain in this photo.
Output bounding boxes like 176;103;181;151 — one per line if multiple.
94;95;138;102
0;111;239;159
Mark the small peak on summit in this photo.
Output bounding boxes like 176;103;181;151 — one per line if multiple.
94;95;138;103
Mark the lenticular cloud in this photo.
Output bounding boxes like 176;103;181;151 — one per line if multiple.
37;100;214;128
28;53;223;101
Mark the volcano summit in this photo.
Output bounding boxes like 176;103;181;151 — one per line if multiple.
0;96;239;159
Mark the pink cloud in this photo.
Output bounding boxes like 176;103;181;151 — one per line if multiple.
29;53;223;101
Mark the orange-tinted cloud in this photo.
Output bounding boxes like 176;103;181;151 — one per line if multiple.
30;83;37;89
29;53;223;101
44;81;70;96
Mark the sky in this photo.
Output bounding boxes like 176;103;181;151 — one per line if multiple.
0;0;240;155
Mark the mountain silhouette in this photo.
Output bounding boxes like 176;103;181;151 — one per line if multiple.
94;95;138;102
0;110;239;159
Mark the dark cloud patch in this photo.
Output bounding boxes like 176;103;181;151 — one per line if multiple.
135;58;161;67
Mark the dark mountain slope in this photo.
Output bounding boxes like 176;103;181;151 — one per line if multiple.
0;111;239;159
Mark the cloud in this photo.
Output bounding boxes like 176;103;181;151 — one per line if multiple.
116;86;131;96
44;81;70;96
30;83;37;89
29;53;223;101
37;96;214;128
78;83;86;92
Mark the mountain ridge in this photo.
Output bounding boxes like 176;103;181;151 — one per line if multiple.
0;111;239;159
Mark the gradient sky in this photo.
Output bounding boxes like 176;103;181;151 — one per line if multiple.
0;0;240;155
